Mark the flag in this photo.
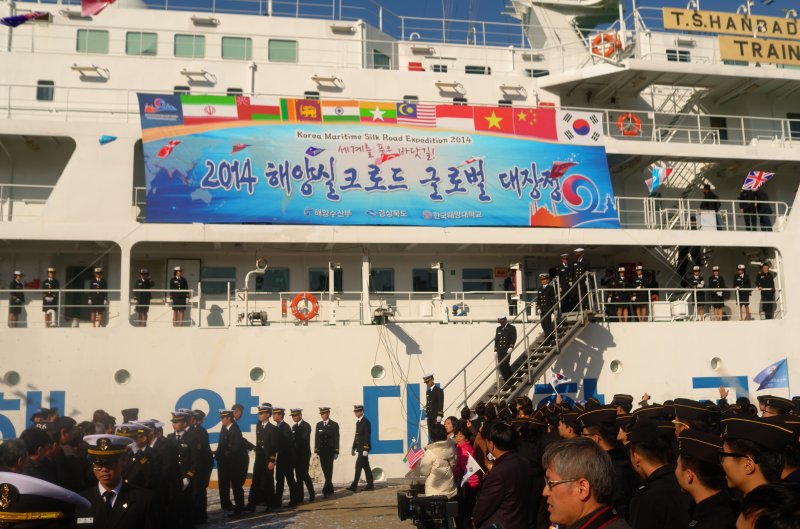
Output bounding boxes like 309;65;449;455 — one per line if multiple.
557;110;604;145
753;359;789;391
457;157;484;168
322;100;361;123
305;147;325;157
648;164;672;193
81;0;116;16
360;102;397;123
98;135;117;145
436;105;474;131
295;99;322;123
549;162;577;180
513;108;557;140
549;372;572;391
157;140;181;159
0;11;48;27
181;95;238;125
280;98;297;122
397;103;437;127
741;170;774;191
376;153;401;165
474;106;514;134
231;143;250;154
236;96;281;121
460;452;484;486
405;443;424;469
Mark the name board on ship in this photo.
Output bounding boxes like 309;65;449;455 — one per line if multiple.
719;35;800;66
663;8;800;40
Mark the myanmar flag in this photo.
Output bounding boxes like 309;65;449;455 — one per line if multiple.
513;108;557;140
236;96;281;121
322;100;360;123
181;95;238;125
360;101;397;123
473;106;514;134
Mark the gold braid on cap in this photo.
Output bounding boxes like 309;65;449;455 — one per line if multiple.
0;512;65;522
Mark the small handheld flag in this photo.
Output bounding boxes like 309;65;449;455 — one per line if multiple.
461;452;484;486
549;372;572;393
404;439;424;470
753;358;788;390
741;170;774;191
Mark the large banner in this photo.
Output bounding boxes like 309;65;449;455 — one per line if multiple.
137;94;620;228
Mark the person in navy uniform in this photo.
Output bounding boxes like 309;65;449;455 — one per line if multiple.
116;423;155;491
556;253;575;313
503;268;517;316
169;266;189;327
494;315;516;380
423;374;444;432
42;267;59;328
133;268;153;327
756;262;776;320
290;409;315;503
347;405;373;492
247;402;276;512
631;265;648;322
708;265;726;321
610;267;630;322
537;273;557;345
754;187;772;231
738;188;757;231
733;264;752;321
314;406;339;498
187;410;212;523
76;434;159;529
216;409;248;517
8;270;24;328
688;265;706;320
272;407;299;507
166;411;197;529
571;247;592;309
87;267;107;328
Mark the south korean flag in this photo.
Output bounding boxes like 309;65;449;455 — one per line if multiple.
557;110;604;145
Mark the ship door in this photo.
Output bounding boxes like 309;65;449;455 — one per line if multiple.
64;265;95;322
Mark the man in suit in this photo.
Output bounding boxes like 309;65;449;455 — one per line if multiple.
272;407;299;507
247;402;276;512
347;404;374;492
166;411;197;529
423;374;444;433
315;406;340;499
77;434;159;529
494;315;517;380
290;409;315;502
186;410;213;523
216;409;248;517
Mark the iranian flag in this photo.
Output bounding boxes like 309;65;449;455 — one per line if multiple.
236;96;281;121
322;100;360;123
436;105;474;131
180;95;238;125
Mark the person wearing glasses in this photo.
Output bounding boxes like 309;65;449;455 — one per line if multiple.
719;416;794;496
542;437;632;529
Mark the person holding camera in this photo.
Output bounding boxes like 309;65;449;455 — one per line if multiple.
418;424;457;499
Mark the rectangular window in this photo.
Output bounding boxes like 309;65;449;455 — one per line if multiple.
174;34;205;58
432;64;448;73
462;268;493;291
268;39;297;62
76;29;109;54
524;68;549;78
403;95;419;103
173;85;190;95
722;59;748;66
255;268;290;293
308;268;342;293
200;266;236;295
412;269;439;293
226;88;243;96
126;32;157;56
788;113;800;140
666;49;690;62
709;116;728;142
222;36;252;60
36;80;54;102
369;269;395;292
453;97;468;106
465;65;491;75
373;49;391;70
303;91;320;100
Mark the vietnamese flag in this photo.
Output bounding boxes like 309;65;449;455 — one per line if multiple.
473;106;514;134
513;108;557;141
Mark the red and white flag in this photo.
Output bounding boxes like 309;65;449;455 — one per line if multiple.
82;0;116;16
376;153;401;165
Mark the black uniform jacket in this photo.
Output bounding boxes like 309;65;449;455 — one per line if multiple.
314;420;340;454
688;490;736;529
77;483;158;529
425;386;444;422
629;465;691;529
292;420;312;462
352;417;372;452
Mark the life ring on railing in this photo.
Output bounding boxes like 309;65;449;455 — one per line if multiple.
617;113;642;136
591;33;620;58
290;292;319;321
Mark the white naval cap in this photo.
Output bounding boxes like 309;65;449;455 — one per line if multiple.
0;471;90;509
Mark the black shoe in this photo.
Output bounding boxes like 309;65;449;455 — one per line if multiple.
362;484;375;491
220;505;234;512
244;505;255;513
346;484;357;492
287;502;298;508
308;492;315;502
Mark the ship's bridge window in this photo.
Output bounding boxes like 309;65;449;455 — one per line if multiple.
36;80;55;102
369;268;395;292
174;34;205;58
76;29;109;54
373;49;391;70
788;113;800;140
432;64;448;73
666;49;691;63
222;36;252;60
524;69;549;78
309;268;342;293
465;65;491;75
412;268;439;293
268;39;297;63
462;268;493;291
126;32;157;56
200;266;236;295
255;268;290;293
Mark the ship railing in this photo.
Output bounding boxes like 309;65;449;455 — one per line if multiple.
0;183;56;222
595;286;782;322
128;287;199;327
615;196;790;232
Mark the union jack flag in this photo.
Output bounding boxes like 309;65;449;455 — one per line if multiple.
741;170;774;191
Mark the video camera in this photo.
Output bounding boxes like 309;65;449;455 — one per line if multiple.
396;490;458;529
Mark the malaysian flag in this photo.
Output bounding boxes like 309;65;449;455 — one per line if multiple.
397;103;436;127
405;441;424;469
741;170;774;191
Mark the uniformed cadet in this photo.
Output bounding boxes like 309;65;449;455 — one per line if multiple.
708;266;726;321
115;423;155;490
503;268;517;316
537;273;557;344
611;267;630;322
673;398;714;437
290;409;315;503
611;394;634;415
688;265;706;320
675;430;736;529
87;267;107;328
187;410;212;523
755;262;776;320
315;406;340;498
120;408;138;423
556;253;575;312
423;374;444;432
166;411;197;529
759;396;794;418
733;264;752;321
216;409;247;517
571;247;593;309
494;315;516;380
8;270;25;328
169;266;190;327
632;265;647;322
0;471;91;529
42;267;59;328
347;404;374;492
272;407;299;507
247;402;276;512
133;269;153;327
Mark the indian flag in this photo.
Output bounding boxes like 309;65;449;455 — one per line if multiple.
322;100;360;123
359;101;397;123
180;95;238;125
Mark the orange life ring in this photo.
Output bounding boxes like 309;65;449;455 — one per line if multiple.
617;113;642;136
290;292;319;321
591;33;620;58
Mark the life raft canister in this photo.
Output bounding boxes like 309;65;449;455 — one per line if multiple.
290;292;320;321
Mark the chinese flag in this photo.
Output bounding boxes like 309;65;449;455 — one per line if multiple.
473;106;514;134
513;108;557;140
